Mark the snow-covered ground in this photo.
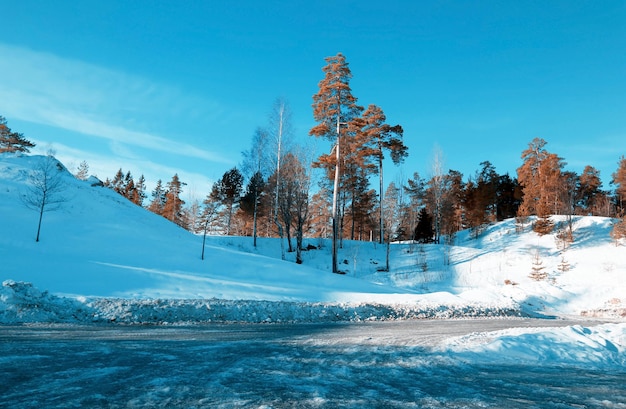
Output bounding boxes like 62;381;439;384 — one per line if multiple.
1;153;624;321
0;154;626;407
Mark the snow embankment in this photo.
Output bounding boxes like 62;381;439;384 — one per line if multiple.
1;280;523;324
443;323;626;370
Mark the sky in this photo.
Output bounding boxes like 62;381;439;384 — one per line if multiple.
1;0;625;201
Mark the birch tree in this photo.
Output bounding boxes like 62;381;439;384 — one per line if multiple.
268;98;294;260
22;156;68;242
241;127;270;247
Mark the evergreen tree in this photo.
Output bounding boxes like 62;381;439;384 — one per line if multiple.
214;167;244;235
517;138;565;234
414;208;434;243
577;165;602;215
495;173;521;220
239;171;266;243
241;127;270;247
200;185;222;259
358;104;408;244
148;179;166;215
612;156;626;215
162;174;186;226
0;116;35;153
404;172;426;239
110;168;125;194
75;161;89;181
611;216;626;244
310;53;363;273
134;174;147;206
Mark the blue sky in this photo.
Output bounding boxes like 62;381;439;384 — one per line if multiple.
1;1;625;200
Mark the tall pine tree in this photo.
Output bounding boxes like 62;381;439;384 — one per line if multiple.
358;104;408;244
310;53;362;273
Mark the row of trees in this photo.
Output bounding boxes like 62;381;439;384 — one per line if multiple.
92;54;626;264
4;43;626;257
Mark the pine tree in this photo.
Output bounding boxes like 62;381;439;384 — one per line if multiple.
148;179;166;215
529;250;548;281
240;171;266;243
162;174;186;226
110;168;125;194
610;216;626;245
214;168;243;235
578;165;602;215
123;171;134;198
0;116;35;153
358;104;408;244
517;138;564;234
612;156;626;215
134;175;147;206
75;161;89;180
310;53;362;273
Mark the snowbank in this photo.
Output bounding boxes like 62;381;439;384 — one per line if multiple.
443;322;626;370
1;280;523;324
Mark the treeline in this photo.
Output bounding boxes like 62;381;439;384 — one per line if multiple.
95;136;626;247
3;46;626;258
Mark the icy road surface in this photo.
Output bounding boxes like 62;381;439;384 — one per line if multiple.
1;319;624;408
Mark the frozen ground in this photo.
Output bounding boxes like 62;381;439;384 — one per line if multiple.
1;320;625;408
1;154;625;407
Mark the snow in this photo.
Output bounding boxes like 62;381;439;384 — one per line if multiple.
2;154;626;407
1;154;625;323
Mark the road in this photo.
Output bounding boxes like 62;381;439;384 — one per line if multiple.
1;319;623;408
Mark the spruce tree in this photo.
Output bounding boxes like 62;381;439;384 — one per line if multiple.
414;208;434;244
148;179;166;215
75;161;89;180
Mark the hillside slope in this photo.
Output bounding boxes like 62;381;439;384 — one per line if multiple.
1;153;624;320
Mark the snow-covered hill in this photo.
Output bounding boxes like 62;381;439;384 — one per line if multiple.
1;153;625;323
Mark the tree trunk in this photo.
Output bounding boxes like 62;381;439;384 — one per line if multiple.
35;201;44;242
385;241;390;272
252;188;258;248
331;117;341;274
379;155;384;244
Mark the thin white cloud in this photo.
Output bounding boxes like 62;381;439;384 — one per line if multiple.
0;43;230;164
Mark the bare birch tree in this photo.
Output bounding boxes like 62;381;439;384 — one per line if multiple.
22;156;68;242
